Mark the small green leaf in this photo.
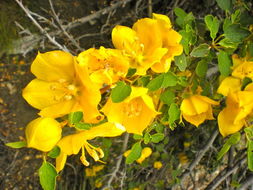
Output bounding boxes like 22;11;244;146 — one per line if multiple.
204;15;220;40
160;90;175;105
174;54;187;71
155;123;165;133
144;133;151;144
75;122;92;130
244;126;253;141
48;146;61;158
111;82;131;103
168;103;180;126
174;7;187;27
151;133;165;143
217;132;241;160
133;134;143;140
196;59;208;78
39;161;57;190
126;68;136;77
161;72;178;88
224;24;250;43
218;38;238;49
6;141;27;148
216;0;232;11
126;142;142;164
190;44;210;57
247;140;253;171
68;111;83;125
218;51;231;76
147;74;164;91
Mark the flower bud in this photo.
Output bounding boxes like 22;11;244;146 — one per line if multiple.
25;117;62;152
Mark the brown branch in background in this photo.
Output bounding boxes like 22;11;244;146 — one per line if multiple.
48;0;82;51
103;133;129;189
204;157;247;190
14;0;70;52
148;0;153;18
238;175;253;190
176;130;219;189
64;0;133;31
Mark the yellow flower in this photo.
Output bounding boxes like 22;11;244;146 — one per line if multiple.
124;147;152;164
180;95;219;127
217;76;241;96
112;17;167;75
151;13;183;73
232;54;253;80
25;117;62;152
102;87;159;135
218;85;253;137
85;165;104;177
178;153;188;165
56;122;125;172
22;51;102;123
77;47;129;87
153;161;163;169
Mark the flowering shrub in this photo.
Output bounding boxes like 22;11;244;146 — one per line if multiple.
6;1;253;189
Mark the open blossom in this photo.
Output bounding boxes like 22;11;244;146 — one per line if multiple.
112;13;182;75
180;95;219;127
218;83;253;137
102;87;159;135
25;117;62;152
217;76;241;96
56;122;125;172
232;54;253;80
77;46;129;87
22;51;102;123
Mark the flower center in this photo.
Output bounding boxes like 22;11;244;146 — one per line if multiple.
50;79;79;101
124;98;143;118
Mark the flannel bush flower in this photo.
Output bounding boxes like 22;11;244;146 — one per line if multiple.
102;87;159;135
22;51;102;123
56;122;125;172
180;95;219;127
77;46;129;87
25;117;62;152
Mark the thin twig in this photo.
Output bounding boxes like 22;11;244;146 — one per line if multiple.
178;130;219;188
14;0;70;52
238;175;253;190
148;0;153;18
204;157;247;190
103;133;129;189
48;0;82;51
64;0;133;31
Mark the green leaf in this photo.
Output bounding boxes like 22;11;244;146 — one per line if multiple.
147;72;177;91
161;72;178;88
155;123;165;133
190;44;210;57
111;81;131;103
231;10;241;23
168;103;180;126
48;146;60;158
126;142;142;164
244;126;253;141
68;111;83;125
196;59;208;78
151;133;165;143
248;43;253;58
204;15;220;40
174;54;187;71
218;51;231;76
174;7;187;27
74;122;92;130
6;141;27;148
247;140;253;171
224;24;250;43
218;38;238;49
160;90;175;105
39;162;57;190
147;74;164;91
133;134;143;140
216;0;232;11
144;133;151;144
126;68;136;77
217;132;241;160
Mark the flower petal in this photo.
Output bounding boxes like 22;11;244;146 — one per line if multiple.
217;77;241;96
31;51;75;82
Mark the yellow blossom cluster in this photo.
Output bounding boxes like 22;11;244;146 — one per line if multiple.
21;13;183;172
217;55;253;137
